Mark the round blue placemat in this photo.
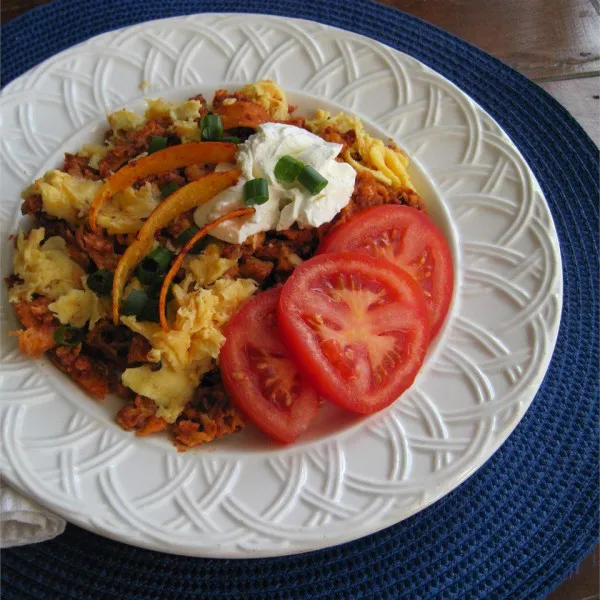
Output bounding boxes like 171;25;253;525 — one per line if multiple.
2;1;598;598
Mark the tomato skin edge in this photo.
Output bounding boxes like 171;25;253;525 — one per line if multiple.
317;205;454;340
277;252;430;415
220;287;320;444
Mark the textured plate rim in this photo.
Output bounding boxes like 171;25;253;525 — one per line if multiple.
0;13;563;558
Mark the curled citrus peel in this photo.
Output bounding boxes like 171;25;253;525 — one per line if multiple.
158;206;256;332
89;142;238;231
111;170;241;325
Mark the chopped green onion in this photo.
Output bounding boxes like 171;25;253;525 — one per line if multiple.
135;247;174;284
274;155;304;183
87;269;113;295
147;277;174;301
54;325;83;347
298;165;328;195
175;225;199;246
243;178;269;206
160;181;179;198
140;298;160;323
174;225;203;254
201;114;224;141
121;289;148;317
221;136;241;144
147;136;168;155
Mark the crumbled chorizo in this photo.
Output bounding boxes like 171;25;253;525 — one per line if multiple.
63;153;100;180
12;297;55;328
238;256;273;284
21;194;43;218
116;395;158;431
16;325;57;358
127;334;152;364
75;226;119;270
50;345;109;399
98;119;168;177
173;374;245;449
85;319;135;365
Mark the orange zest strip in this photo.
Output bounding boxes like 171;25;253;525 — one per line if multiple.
158;206;256;332
89;142;238;231
111;170;241;325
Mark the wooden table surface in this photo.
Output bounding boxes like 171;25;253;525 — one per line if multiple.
2;1;599;598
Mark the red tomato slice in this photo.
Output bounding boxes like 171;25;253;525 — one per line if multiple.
318;206;453;339
220;287;320;443
278;252;430;414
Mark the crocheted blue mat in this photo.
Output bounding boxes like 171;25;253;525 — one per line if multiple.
2;1;599;598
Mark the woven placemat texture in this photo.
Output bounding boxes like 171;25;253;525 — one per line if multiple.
2;1;599;598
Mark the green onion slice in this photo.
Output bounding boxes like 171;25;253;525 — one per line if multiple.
54;325;84;347
87;269;113;295
147;278;174;301
140;298;160;323
174;225;204;254
121;289;148;317
221;136;241;144
274;155;304;183
174;225;199;246
298;165;328;195
136;247;174;284
243;178;269;206
201;114;224;141
147;136;168;155
160;181;180;198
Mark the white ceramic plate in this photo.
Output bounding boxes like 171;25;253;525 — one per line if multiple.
0;14;562;558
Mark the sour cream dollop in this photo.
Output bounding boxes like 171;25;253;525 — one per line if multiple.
194;123;356;244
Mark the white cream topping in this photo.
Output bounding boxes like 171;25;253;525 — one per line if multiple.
194;123;356;243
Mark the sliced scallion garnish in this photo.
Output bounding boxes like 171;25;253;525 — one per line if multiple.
298;165;328;195
274;155;304;183
121;289;149;317
243;178;269;206
87;269;113;295
54;325;84;347
200;114;224;141
160;181;179;198
135;247;174;284
147;136;168;155
174;225;203;254
140;298;160;323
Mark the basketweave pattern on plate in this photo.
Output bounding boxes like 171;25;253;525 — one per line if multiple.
0;14;561;557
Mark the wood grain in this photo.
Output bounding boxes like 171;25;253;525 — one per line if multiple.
377;0;600;81
540;76;600;146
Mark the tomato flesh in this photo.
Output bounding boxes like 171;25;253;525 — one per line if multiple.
318;205;453;338
220;287;320;443
278;252;430;414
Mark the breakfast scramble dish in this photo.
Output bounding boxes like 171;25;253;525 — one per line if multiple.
6;80;453;448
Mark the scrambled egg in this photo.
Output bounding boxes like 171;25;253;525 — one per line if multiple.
184;244;237;287
25;170;102;225
77;144;111;170
145;98;204;122
9;229;84;302
240;80;290;120
25;170;158;234
48;276;109;329
120;277;256;421
96;183;160;234
306;110;415;191
122;365;194;423
108;109;145;133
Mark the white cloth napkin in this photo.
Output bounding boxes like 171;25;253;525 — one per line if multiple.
0;482;65;547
